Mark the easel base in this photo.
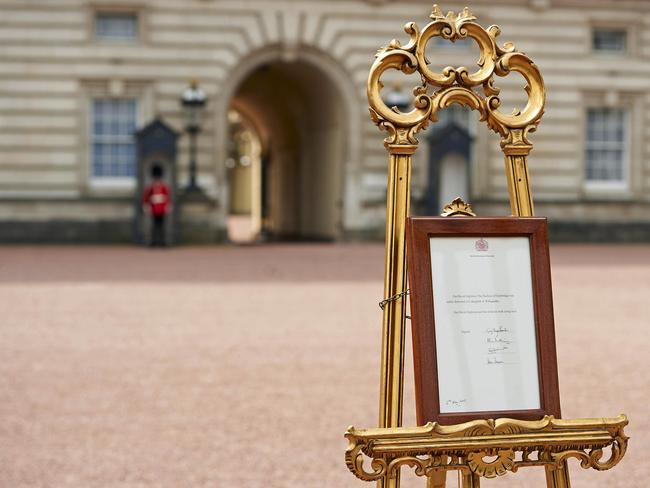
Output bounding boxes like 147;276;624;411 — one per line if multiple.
346;415;627;487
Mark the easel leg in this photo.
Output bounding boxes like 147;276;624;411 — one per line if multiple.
545;461;571;488
460;471;480;488
377;147;414;488
379;473;399;488
426;470;446;488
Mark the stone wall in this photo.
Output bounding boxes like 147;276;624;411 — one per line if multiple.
0;0;649;242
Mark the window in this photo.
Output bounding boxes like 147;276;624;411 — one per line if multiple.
585;108;627;184
91;99;138;179
95;12;138;41
592;28;627;52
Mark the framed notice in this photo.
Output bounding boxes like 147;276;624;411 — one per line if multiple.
406;217;561;425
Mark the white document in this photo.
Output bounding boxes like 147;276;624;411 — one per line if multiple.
429;236;541;413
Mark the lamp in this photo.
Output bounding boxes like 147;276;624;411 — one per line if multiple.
180;79;207;192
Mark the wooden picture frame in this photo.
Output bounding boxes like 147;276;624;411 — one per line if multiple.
406;217;561;425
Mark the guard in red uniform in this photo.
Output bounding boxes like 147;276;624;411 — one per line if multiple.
142;164;171;246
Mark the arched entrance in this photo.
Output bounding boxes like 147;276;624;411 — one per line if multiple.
220;51;350;242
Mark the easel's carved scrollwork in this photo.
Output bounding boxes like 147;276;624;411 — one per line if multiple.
362;6;629;488
345;415;629;482
441;197;476;216
367;4;545;150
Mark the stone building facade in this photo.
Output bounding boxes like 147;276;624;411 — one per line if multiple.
0;0;649;242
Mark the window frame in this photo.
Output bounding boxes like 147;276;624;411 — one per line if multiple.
88;5;146;44
588;17;640;57
79;80;152;196
95;11;139;42
591;28;628;54
583;106;631;193
89;98;140;186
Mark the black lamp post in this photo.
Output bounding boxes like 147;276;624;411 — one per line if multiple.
181;79;207;192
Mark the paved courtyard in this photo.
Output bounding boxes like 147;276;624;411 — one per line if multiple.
0;244;648;488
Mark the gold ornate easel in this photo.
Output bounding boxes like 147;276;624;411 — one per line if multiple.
345;5;628;488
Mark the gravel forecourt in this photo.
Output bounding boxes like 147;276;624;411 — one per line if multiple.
0;244;647;488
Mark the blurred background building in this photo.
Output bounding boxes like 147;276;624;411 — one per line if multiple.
0;0;648;243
